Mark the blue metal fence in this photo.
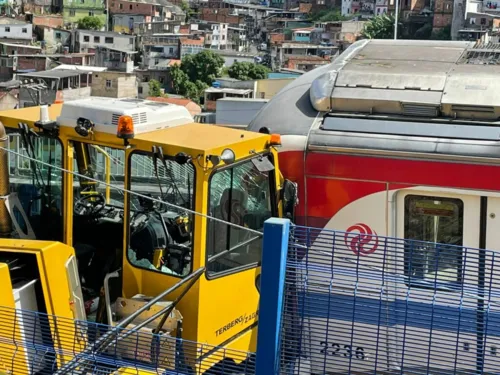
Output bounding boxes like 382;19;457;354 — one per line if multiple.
0;306;256;375
257;220;500;375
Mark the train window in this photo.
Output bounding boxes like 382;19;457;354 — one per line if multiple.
404;195;464;285
7;130;63;241
127;152;195;278
206;154;275;278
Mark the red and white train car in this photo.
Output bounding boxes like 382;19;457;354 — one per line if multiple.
250;40;500;374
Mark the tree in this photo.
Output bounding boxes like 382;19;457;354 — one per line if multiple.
169;64;208;103
228;62;270;81
180;0;194;21
148;79;162;97
309;9;348;22
181;50;225;86
431;24;451;40
361;14;399;39
77;16;103;30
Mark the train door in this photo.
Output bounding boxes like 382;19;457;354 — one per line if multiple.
395;190;481;373
481;196;500;373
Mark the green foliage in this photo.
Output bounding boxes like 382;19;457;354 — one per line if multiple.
431;24;451;40
309;9;348;22
169;50;224;102
77;16;103;30
181;50;225;85
180;0;194;21
361;14;399;39
228;62;270;81
169;64;209;103
148;79;162;97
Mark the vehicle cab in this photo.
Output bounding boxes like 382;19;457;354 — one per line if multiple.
0;97;297;360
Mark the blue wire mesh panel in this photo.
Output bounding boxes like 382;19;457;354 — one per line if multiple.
0;306;256;375
280;225;500;375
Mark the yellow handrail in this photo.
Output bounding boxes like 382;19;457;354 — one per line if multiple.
91;145;111;204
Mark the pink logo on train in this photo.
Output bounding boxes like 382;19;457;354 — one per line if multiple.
344;223;379;256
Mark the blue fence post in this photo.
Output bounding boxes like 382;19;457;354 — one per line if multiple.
255;217;291;375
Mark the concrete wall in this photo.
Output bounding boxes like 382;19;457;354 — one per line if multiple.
110;0;158;17
91;71;138;98
255;78;294;99
0;93;18;111
33;15;64;28
63;0;106;27
0;23;32;40
76;30;135;52
216;98;268;125
113;14;147;33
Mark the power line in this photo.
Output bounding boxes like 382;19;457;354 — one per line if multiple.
0;145;263;237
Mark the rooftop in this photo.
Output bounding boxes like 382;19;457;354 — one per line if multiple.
52;64;107;72
77;29;132;37
0;17;29;25
0;42;41;50
222;0;281;10
17;70;84;79
0;103;269;154
180;37;205;45
96;45;138;54
205;87;253;95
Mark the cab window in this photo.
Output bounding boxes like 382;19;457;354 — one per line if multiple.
71;141;126;294
206;154;275;277
127;152;195;277
404;195;464;285
7;129;63;241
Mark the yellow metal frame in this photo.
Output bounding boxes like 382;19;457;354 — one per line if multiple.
0;104;285;372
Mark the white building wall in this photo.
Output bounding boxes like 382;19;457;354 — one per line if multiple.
0;23;32;40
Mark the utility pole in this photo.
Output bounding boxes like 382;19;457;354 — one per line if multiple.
394;0;399;39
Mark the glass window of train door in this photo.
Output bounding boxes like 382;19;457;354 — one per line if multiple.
403;194;464;286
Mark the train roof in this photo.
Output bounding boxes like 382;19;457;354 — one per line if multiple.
249;39;500;131
249;40;500;162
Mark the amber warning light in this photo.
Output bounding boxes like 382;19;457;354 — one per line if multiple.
117;115;134;140
269;134;281;146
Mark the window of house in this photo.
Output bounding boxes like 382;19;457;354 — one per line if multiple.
4;27;9;32
155;58;159;64
119;3;123;8
169;47;173;53
84;35;90;42
138;86;143;94
105;37;114;43
404;195;464;286
70;10;76;16
222;35;225;40
81;0;84;3
89;10;94;16
22;28;27;33
55;32;62;39
481;17;487;25
94;36;99;42
106;79;112;88
159;76;164;83
130;4;132;9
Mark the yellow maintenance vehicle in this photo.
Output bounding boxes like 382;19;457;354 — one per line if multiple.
0;98;298;374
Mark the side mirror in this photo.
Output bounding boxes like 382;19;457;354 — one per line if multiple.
281;179;298;221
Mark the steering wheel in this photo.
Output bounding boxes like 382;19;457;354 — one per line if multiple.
74;193;106;216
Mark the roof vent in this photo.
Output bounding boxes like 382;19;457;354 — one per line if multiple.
402;103;439;118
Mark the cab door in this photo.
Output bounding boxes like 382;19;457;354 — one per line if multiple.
395;189;481;373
